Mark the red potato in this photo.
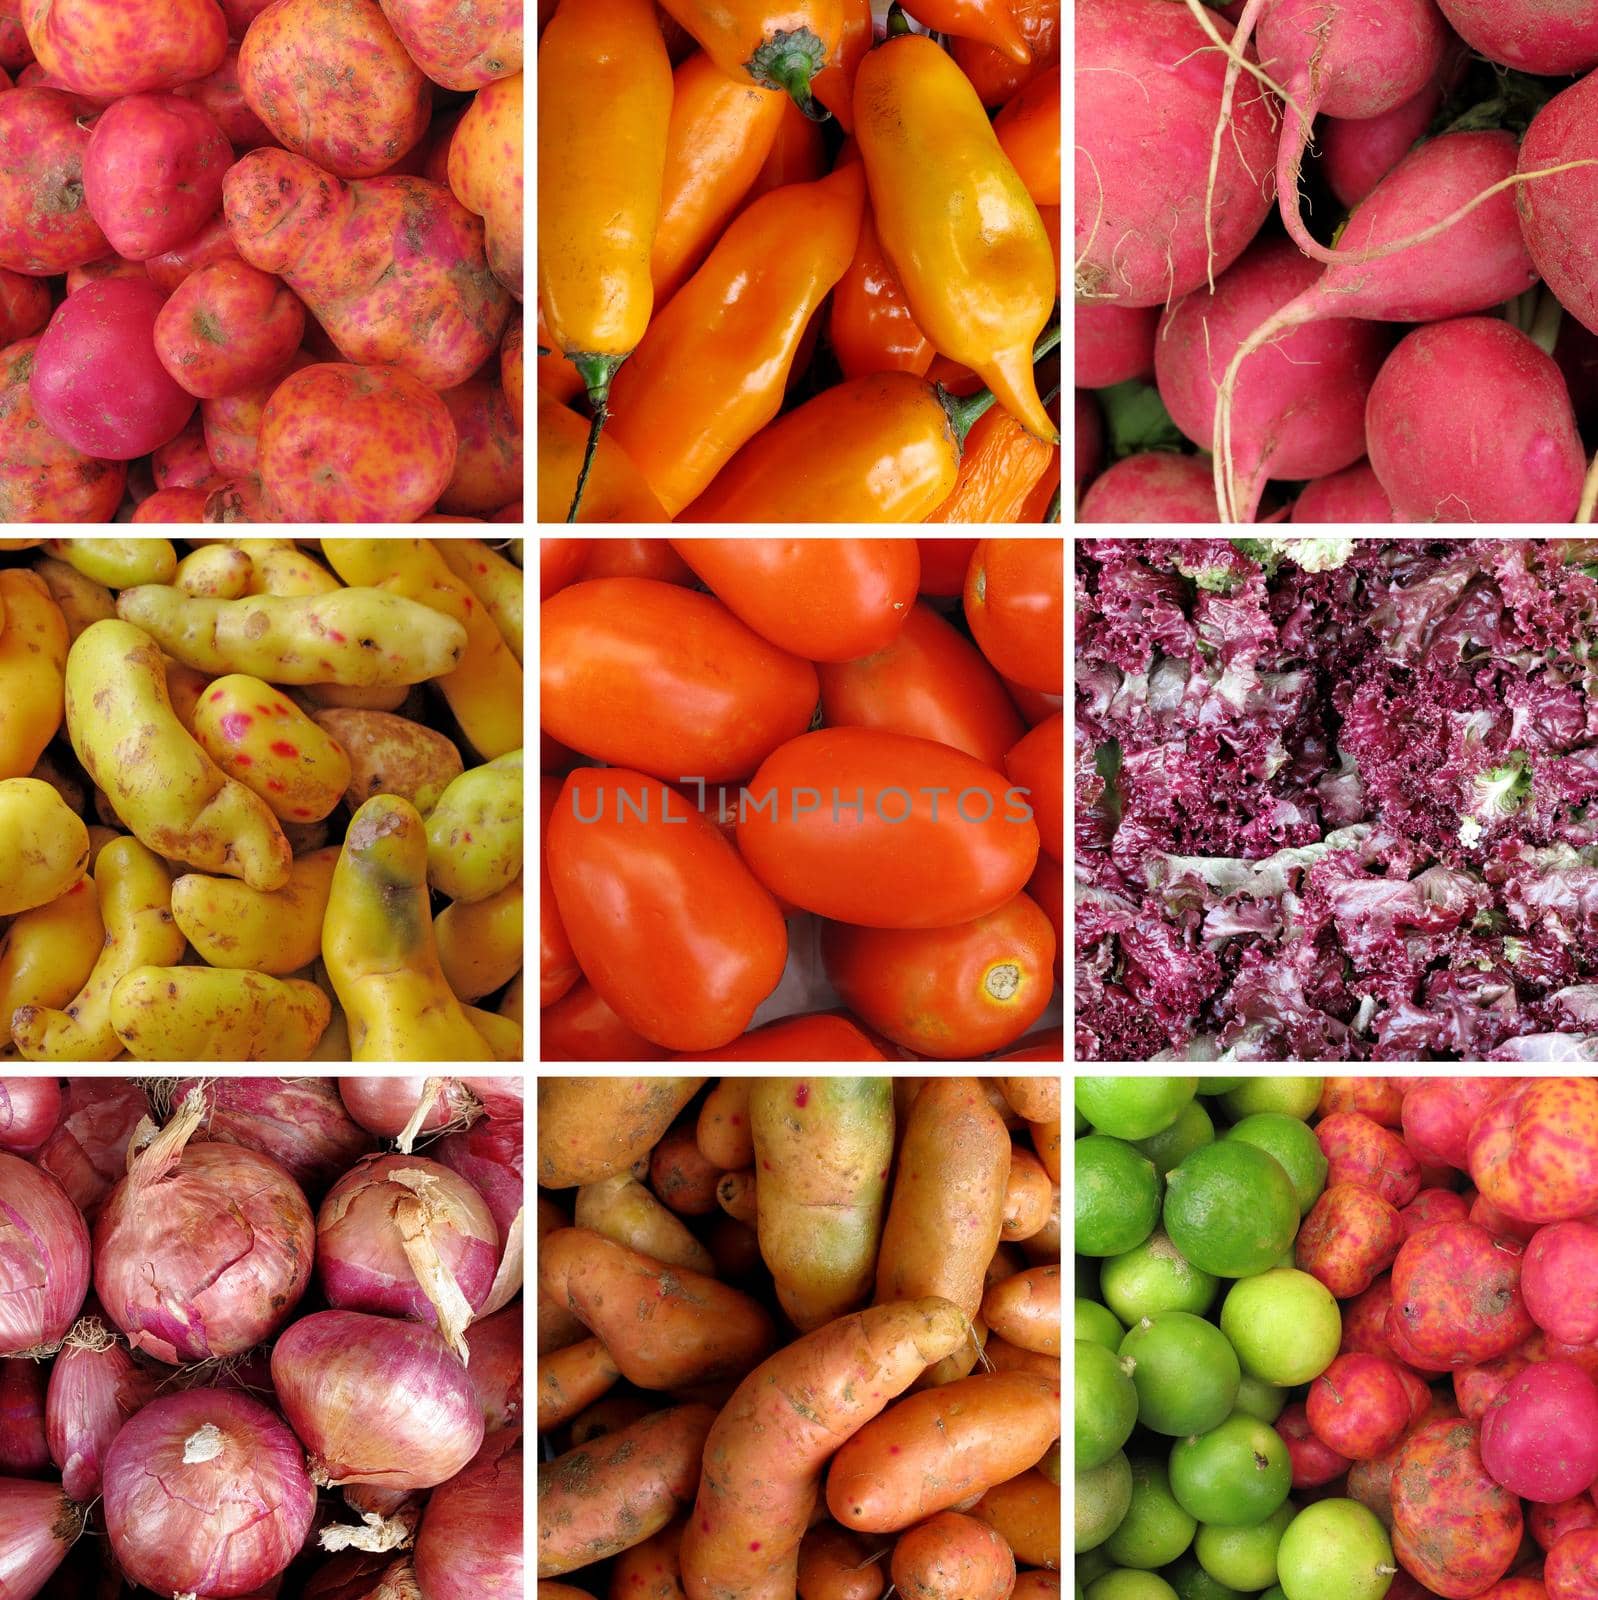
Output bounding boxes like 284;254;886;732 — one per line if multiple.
797;1522;886;1600
0;339;127;522
968;1468;1058;1570
0;87;112;277
21;0;226;100
150;418;223;490
378;0;523;91
649;1121;722;1218
574;1172;715;1275
609;1520;689;1600
154;260;305;400
448;71;522;299
980;1265;1059;1356
131;487;210;522
0;267;52;344
1002;1148;1054;1242
697;1078;755;1171
201;354;311;475
145;211;240;295
825;1370;1060;1532
537;1336;621;1433
890;1511;1015;1600
435;372;523;517
173;42;276;149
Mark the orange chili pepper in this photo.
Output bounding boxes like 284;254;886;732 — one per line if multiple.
651;52;786;305
607;163;865;516
1037;203;1060;287
898;0;1029;63
536;301;584;403
811;0;874;129
994;63;1059;206
538;396;669;523
744;96;830;202
1018;445;1061;522
855;32;1058;442
951;0;1057;106
657;0;843;117
921;401;1054;522
926;354;985;397
654;3;699;61
829;208;934;380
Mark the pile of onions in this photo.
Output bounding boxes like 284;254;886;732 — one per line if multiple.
315;1155;498;1360
174;1077;378;1196
337;1079;481;1152
463;1302;522;1432
44;1311;162;1501
0;1151;90;1357
0;1077;63;1155
94;1101;314;1363
32;1079;149;1222
0;1354;49;1475
433;1118;524;1319
102;1389;315;1599
305;1553;423;1600
0;1478;83;1598
412;1428;522;1600
271;1310;484;1491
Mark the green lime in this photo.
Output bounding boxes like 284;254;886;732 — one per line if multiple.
1104;1458;1198;1570
1077;1105;1091;1135
1217;1079;1323;1122
1080;1547;1114;1586
1078;1451;1134;1552
1168;1416;1291;1528
1101;1231;1220;1324
1134;1100;1216;1176
1078;1339;1139;1470
1276;1500;1396;1600
1087;1575;1180;1600
1163;1142;1299;1279
1077;1078;1199;1140
1218;1269;1341;1387
1197;1078;1247;1096
1222;1114;1328;1217
1195;1501;1295;1592
1230;1374;1287;1424
1118;1312;1240;1437
1261;1590;1287;1600
1164;1556;1246;1600
1077;1135;1162;1257
1078;1297;1128;1351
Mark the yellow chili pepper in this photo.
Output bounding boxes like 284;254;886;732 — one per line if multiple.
855;31;1058;443
657;0;843;118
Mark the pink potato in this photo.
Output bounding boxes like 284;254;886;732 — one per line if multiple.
84;93;232;262
1470;1192;1542;1245
435;372;521;516
1390;1223;1536;1370
151;416;223;490
30;276;197;458
0;267;51;342
1276;1401;1353;1489
447;69;521;299
1481;1359;1598;1504
1296;1182;1405;1300
200;353;311;474
217;0;273;32
1527;1328;1598;1389
1320;1078;1406;1129
154;259;304;398
377;0;522;92
1399;1189;1471;1242
132;486;209;522
223;148;511;390
66;256;150;294
1401;1078;1517;1173
1531;1496;1598;1553
0;87;111;275
500;313;521;430
1317;1111;1422;1209
0;0;29;70
22;0;226;99
1343;1275;1402;1361
258;362;456;522
145;212;240;294
1547;1529;1598;1600
1392;1418;1523;1599
1454;1348;1532;1424
200;475;270;521
1524;1220;1598;1345
1477;1582;1553;1600
0;336;126;520
238;0;430;179
1469;1078;1598;1224
174;42;276;149
1307;1353;1415;1461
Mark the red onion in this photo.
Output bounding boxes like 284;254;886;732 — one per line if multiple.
0;1080;62;1156
0;1153;90;1357
32;1080;148;1223
306;1554;423;1600
173;1077;377;1196
338;1078;480;1152
455;1077;522;1121
316;1155;498;1359
412;1428;522;1600
271;1311;484;1491
0;1357;50;1476
94;1102;314;1363
0;1478;83;1600
464;1303;521;1432
44;1313;162;1502
433;1121;523;1317
102;1388;315;1600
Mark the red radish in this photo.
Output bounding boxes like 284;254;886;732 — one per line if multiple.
1077;453;1220;523
1439;0;1598;73
1322;70;1450;209
1292;461;1394;522
1075;393;1102;493
1519;70;1598;337
1075;0;1278;308
1075;303;1158;389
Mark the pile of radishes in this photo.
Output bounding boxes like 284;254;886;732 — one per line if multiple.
1075;0;1598;524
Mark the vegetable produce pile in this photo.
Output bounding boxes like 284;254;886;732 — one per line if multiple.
537;1072;1062;1600
541;536;1062;1064
0;1071;523;1599
1074;0;1598;524
538;0;1061;524
1077;535;1598;1063
0;536;523;1064
1076;1074;1598;1600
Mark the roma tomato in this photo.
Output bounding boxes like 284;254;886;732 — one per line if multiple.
540;577;818;782
580;537;696;585
965;536;1062;693
540;775;579;1008
916;536;979;596
546;767;788;1052
670;537;919;661
540;979;672;1062
1005;711;1062;864
540;535;587;599
673;1013;892;1061
1027;856;1062;987
821;890;1056;1058
816;599;1025;769
1002;675;1063;727
737;727;1039;928
995;1025;1064;1062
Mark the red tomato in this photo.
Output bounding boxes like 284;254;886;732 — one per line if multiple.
916;537;980;596
965;537;1062;693
994;1025;1064;1062
672;1013;892;1061
670;538;919;662
737;727;1039;928
1027;857;1063;986
540;729;580;774
821;891;1056;1058
1005;711;1062;865
539;536;586;599
546;767;788;1052
580;537;696;585
540;577;818;782
540;980;671;1061
1002;675;1064;727
540;776;579;1009
816;600;1025;769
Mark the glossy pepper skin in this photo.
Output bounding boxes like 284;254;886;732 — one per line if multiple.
922;402;1056;521
536;302;583;403
651;51;786;305
952;0;1058;106
744;96;830;202
811;0;874;128
899;0;1030;62
658;0;843;118
538;396;669;522
537;0;672;407
830;208;934;380
680;372;965;521
856;33;1058;443
607;162;865;517
995;63;1060;206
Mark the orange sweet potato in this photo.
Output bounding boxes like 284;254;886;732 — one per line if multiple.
1002;1147;1054;1241
968;1468;1058;1571
609;1520;688;1600
890;1512;1015;1600
649;1120;722;1218
796;1522;886;1600
538;1077;704;1189
1012;1574;1063;1600
981;1265;1059;1356
537;1193;585;1357
1029;1118;1061;1186
982;1335;1059;1380
537;1336;621;1432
